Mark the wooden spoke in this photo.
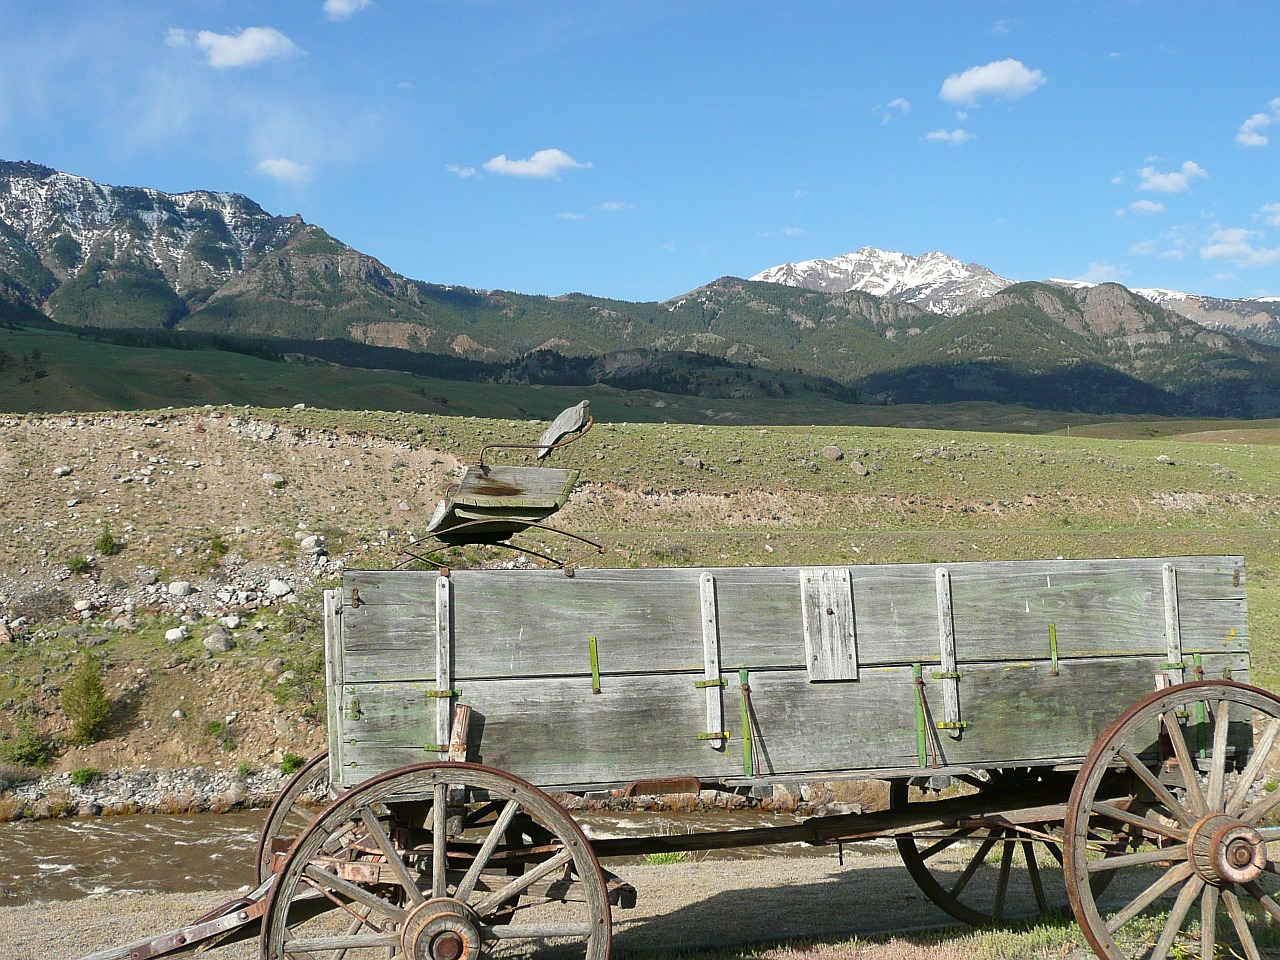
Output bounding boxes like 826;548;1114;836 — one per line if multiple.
358;808;425;906
1243;880;1280;923
473;848;575;915
454;797;521;901
1086;843;1188;873
285;933;400;953
1091;802;1186;842
948;835;999;899
1103;862;1195;935
1116;745;1195;828
1240;785;1280;826
1161;710;1207;818
918;827;980;860
1148;873;1203;960
1206;698;1232;811
303;863;409;923
1223;887;1263;960
1199;882;1217;960
1228;717;1280;817
484;924;596;940
1066;682;1280;960
991;834;1015;923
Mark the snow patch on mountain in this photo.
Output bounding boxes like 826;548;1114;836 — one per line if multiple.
750;246;1016;315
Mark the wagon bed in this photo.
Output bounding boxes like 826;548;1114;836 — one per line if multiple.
328;555;1250;791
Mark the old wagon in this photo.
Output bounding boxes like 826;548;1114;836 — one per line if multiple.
85;554;1280;960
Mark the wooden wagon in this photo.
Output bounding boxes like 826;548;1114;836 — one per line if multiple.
85;554;1280;960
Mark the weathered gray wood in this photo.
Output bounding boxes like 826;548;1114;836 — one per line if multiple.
452;465;579;511
700;573;726;748
800;567;858;681
323;589;345;778
435;574;452;753
336;649;1248;789
935;567;962;738
337;557;1247;686
1164;562;1185;685
536;399;590;458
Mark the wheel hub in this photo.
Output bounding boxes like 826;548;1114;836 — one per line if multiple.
1189;814;1267;885
402;899;483;960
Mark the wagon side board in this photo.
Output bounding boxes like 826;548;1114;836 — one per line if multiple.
325;556;1250;791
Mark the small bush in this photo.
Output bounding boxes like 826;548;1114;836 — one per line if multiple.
95;527;122;556
280;752;306;775
71;766;99;787
236;761;254;780
61;652;111;746
0;726;59;768
67;556;92;576
0;762;41;791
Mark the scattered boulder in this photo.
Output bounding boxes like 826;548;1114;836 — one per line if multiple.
850;460;869;476
266;579;294;599
53;465;73;477
821;444;844;461
1156;455;1176;466
262;473;286;487
168;581;194;597
202;625;235;653
165;626;190;643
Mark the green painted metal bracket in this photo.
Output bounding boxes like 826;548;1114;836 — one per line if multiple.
932;671;962;680
698;732;731;741
936;721;968;731
589;636;601;695
695;679;726;689
426;689;461;698
1049;622;1059;676
347;697;362;721
1163;661;1187;671
912;663;927;768
422;743;446;753
739;668;754;778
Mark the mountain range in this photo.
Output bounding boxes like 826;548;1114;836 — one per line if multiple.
3;159;1280;418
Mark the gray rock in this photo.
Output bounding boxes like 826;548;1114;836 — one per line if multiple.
850;460;869;476
1156;455;1176;466
53;465;73;477
266;579;294;599
262;472;286;487
202;625;235;653
165;626;189;643
821;444;844;461
168;581;194;597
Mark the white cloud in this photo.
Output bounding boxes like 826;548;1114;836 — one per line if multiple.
445;164;476;178
482;148;592;179
1259;203;1280;227
1137;160;1208;193
1126;202;1167;218
1237;100;1280;147
926;128;975;144
874;98;911;124
1076;262;1124;283
940;59;1045;106
165;27;192;48
323;0;372;21
1201;227;1280;267
256;157;311;182
194;26;300;69
761;226;806;238
888;97;911;113
556;212;585;221
598;201;635;212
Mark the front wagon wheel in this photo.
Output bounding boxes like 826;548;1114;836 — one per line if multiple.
262;761;611;960
1065;681;1280;960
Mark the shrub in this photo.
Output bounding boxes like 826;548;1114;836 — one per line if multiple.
61;652;111;746
67;556;92;576
71;766;99;787
95;527;122;556
0;726;59;768
236;761;254;780
280;752;306;775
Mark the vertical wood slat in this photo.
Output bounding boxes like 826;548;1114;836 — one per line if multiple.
436;574;453;752
800;568;859;681
323;589;345;777
936;568;963;738
1164;563;1185;685
700;573;725;749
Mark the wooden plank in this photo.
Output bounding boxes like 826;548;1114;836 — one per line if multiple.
435;574;452;754
800;568;858;681
1164;562;1185;685
336;651;1248;789
935;568;962;738
336;557;1249;686
700;573;726;748
323;589;345;777
452;465;578;510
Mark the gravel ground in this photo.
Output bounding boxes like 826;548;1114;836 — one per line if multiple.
8;851;970;960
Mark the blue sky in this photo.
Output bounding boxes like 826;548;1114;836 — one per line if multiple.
1;1;1277;302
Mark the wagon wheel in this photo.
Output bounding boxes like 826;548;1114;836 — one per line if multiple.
891;769;1119;925
262;761;611;960
1065;680;1280;960
255;751;334;883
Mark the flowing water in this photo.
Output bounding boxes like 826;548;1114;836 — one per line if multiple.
0;807;833;906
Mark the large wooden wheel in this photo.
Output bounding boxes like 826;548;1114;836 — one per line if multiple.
255;751;334;883
891;769;1114;925
261;761;611;960
1065;680;1280;960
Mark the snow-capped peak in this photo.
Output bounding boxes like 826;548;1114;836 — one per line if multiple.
750;246;1015;315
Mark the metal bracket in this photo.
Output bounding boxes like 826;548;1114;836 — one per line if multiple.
936;721;969;731
698;731;731;740
589;636;601;694
347;698;362;721
422;743;447;753
426;689;461;698
933;671;962;680
695;679;727;689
